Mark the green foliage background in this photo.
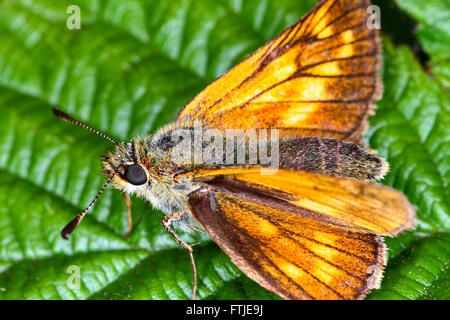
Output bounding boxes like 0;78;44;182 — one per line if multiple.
0;0;448;300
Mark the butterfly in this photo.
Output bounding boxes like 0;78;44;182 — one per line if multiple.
55;0;415;300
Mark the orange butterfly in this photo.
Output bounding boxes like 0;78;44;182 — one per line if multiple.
55;0;415;300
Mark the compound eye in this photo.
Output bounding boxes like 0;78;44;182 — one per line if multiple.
124;164;147;185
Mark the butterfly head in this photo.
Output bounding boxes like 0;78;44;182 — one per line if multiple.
101;137;156;195
101;135;194;220
52;108;183;239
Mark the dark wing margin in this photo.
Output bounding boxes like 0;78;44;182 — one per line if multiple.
188;187;386;300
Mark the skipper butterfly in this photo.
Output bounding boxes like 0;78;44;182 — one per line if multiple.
55;0;415;300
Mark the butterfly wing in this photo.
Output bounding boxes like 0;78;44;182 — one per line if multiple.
181;168;415;237
177;0;381;142
188;187;386;300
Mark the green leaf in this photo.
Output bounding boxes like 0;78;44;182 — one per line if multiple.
0;0;448;300
396;0;450;88
364;39;450;299
366;39;450;232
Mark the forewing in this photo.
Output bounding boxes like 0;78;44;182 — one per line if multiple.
177;0;381;141
181;168;415;236
188;188;386;300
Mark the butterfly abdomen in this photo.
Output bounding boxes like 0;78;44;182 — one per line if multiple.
154;125;387;181
279;137;388;181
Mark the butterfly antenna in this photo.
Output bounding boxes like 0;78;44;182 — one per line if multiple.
52;107;120;146
61;178;111;240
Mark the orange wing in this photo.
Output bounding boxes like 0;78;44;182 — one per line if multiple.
188;188;386;300
177;0;381;141
181;168;415;237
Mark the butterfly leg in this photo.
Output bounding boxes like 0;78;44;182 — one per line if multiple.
122;192;133;238
161;210;197;300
